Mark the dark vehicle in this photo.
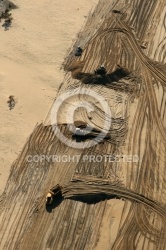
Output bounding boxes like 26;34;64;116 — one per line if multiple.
75;46;83;56
46;184;62;205
112;10;121;14
94;65;107;76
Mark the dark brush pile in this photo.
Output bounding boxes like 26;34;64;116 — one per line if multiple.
0;0;17;30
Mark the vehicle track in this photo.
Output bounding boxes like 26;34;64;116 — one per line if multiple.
62;182;166;219
0;0;166;249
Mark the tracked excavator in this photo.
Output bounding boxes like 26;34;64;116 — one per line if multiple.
46;184;62;204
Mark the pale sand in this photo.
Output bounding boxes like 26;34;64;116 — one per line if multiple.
0;0;98;194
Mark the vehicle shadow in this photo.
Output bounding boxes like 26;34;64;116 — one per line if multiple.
45;193;121;212
45;194;64;213
70;194;120;204
72;66;130;86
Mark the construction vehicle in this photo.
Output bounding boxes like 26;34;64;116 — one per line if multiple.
140;42;147;49
112;9;121;14
74;46;83;56
94;65;107;76
46;184;62;205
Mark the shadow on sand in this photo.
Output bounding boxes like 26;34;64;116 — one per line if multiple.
46;193;121;212
45;194;64;213
72;66;130;85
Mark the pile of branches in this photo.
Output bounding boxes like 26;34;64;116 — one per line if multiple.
0;0;17;30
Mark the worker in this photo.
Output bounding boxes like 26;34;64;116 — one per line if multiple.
94;65;107;76
75;46;83;56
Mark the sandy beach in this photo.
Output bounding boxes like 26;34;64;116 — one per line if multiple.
0;0;98;194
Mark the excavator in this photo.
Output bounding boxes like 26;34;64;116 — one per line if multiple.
46;184;62;205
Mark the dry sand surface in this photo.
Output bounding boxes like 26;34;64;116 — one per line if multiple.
0;0;98;194
0;0;166;249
